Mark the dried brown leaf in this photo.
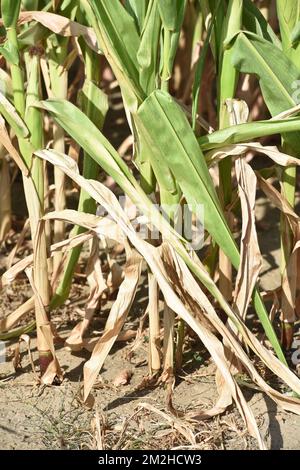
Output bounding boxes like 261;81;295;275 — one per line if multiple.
8;11;99;52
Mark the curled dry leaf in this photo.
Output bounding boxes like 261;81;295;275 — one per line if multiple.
227;100;262;320
257;174;299;233
65;238;107;351
0;296;34;333
160;244;300;413
25;267;63;385
206;142;300;168
5;11;100;53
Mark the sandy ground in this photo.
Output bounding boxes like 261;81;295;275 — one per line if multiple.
0;327;300;450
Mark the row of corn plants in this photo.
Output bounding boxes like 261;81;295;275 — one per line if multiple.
1;0;300;448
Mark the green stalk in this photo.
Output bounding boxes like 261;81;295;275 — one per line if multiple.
161;28;171;91
218;0;243;300
6;28;26;118
24;52;53;373
218;0;243;194
50;47;104;308
2;0;54;374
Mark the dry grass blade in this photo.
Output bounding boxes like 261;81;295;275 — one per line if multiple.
0;148;11;243
257;174;299;231
2;1;300;452
206;142;300;168
234;158;261;319
0;296;34;333
257;174;300;327
6;218;30;270
226;100;262;320
83;249;142;401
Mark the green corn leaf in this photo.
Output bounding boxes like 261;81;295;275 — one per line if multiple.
291;21;300;44
157;0;185;31
37;98;137;188
276;0;300;69
21;0;39;8
1;0;21;28
0;90;29;138
231;32;300;153
243;0;281;46
277;0;300;46
38;95;285;363
36;98;185;249
200;0;225;64
81;0;144;110
137;89;286;363
158;0;186;82
135;112;181;207
137;0;161;94
125;0;149;34
137;89;239;266
80;80;108;131
199;117;300;150
231;32;300;115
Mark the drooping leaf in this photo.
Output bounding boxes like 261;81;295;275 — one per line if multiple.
137;90;287;362
138;89;239;265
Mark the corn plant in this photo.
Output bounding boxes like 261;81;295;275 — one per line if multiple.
1;0;300;449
